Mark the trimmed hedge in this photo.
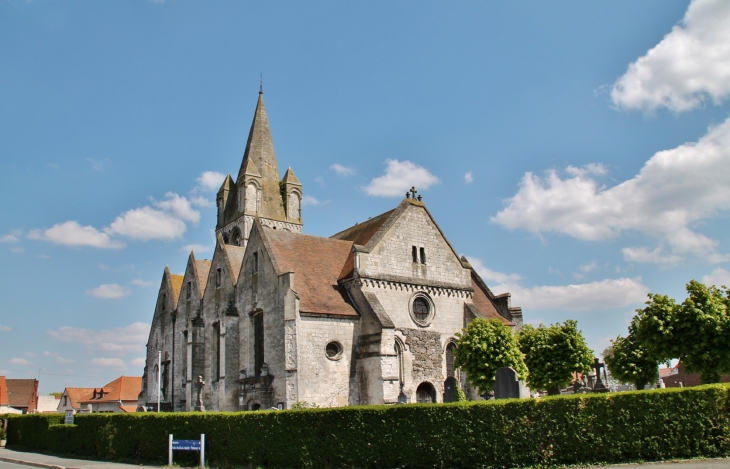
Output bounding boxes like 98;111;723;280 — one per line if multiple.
4;385;730;468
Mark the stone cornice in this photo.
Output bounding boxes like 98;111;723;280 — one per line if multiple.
342;276;473;298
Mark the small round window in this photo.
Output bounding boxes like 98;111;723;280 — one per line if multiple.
410;293;435;326
325;341;343;360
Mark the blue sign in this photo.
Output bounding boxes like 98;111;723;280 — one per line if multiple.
172;439;201;451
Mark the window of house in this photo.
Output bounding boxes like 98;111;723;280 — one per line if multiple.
253;313;264;377
412;246;418;263
413;298;429;321
216;268;222;288
214;323;221;381
253;252;258;274
410;293;435;327
420;247;426;264
325;341;343;360
186;282;192;300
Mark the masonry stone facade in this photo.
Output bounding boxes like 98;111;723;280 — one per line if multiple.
138;91;524;411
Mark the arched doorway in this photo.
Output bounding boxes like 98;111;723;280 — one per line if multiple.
416;382;436;404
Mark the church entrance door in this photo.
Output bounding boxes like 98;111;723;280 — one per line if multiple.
443;376;457;402
416;382;436;403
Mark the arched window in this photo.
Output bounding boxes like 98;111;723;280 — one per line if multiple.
416;382;436;404
446;342;457;378
288;191;301;219
246;182;260;213
253;313;264;377
230;227;241;247
394;338;405;385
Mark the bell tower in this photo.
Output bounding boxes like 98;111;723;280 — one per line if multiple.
215;90;303;248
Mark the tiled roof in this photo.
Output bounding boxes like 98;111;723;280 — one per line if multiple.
471;276;513;325
0;376;8;406
78;376;142;404
64;387;94;409
264;228;358;317
120;405;137;413
195;259;212;293
6;379;37;408
330;209;395;246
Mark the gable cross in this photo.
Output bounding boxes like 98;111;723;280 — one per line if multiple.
410;187;418;199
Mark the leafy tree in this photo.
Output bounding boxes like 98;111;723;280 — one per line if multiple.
517;320;593;395
632;280;730;384
49;392;63;398
454;318;527;395
604;330;659;390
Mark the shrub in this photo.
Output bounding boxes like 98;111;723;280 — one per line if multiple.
5;385;730;468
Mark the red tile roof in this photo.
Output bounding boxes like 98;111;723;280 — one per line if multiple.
265;228;358;317
471;276;513;325
64;387;94;409
78;376;142;404
0;376;8;406
6;379;38;410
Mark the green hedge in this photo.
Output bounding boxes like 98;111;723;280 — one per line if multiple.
4;385;730;468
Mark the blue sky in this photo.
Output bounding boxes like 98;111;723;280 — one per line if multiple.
2;0;730;394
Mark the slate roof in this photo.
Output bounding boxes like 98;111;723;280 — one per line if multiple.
6;379;37;409
264;227;358;317
0;376;8;406
63;387;94;409
78;376;142;404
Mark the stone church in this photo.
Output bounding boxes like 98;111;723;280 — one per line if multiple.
138;90;524;411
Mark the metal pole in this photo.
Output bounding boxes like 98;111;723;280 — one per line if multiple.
168;434;173;467
200;434;205;469
157;350;162;412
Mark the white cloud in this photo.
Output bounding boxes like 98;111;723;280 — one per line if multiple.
465;172;473;184
28;221;125;249
331;164;355;176
0;230;21;243
43;351;75;365
180;243;211;253
622;246;683;265
0;324;10;332
492;119;730;263
196;171;226;192
468;257;649;312
364;159;439;197
131;278;154;287
466;257;521;284
579;261;598;273
86;284;130;299
702;267;730;287
611;0;730;113
86;157;109;171
153;192;201;224
131;357;146;367
91;358;127;369
106;206;187;240
189;195;213;208
10;246;24;254
302;195;323;206
48;322;148;355
8;358;32;366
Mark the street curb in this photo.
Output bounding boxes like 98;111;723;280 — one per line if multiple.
0;456;67;469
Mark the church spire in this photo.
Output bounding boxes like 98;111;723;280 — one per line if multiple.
237;91;286;221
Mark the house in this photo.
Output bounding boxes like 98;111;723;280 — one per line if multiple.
660;362;730;388
77;376;142;413
2;378;39;414
35;395;60;413
0;377;22;414
56;387;95;413
138;91;524;411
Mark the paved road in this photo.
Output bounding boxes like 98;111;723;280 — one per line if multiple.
1;447;729;468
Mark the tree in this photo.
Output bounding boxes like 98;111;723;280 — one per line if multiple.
632;280;730;384
604;331;658;390
517;320;593;395
453;318;527;395
48;392;63;398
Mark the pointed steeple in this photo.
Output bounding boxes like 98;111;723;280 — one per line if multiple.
282;167;300;185
236;91;286;220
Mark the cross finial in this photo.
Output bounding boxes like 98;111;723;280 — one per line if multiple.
409;187;417;198
259;73;265;93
